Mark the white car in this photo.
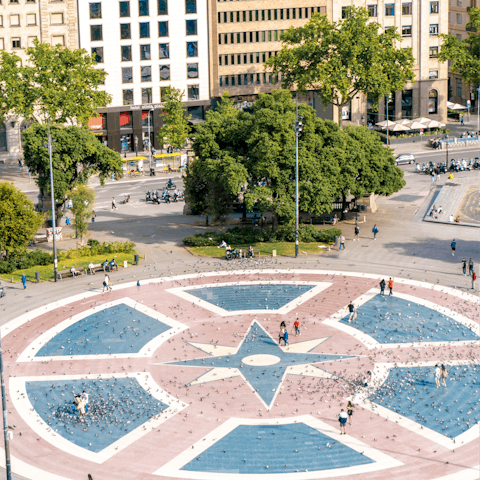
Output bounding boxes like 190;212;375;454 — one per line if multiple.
394;153;415;165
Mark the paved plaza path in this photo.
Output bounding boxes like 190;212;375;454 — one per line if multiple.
0;270;478;480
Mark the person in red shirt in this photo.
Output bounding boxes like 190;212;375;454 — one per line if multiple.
472;271;476;290
293;318;300;336
388;277;394;296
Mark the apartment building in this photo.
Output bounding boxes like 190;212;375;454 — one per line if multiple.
447;0;478;108
211;0;449;124
78;0;210;152
0;0;78;157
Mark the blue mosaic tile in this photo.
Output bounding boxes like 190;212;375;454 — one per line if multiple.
187;284;315;311
36;303;171;356
181;423;373;473
370;365;480;438
26;377;168;453
340;294;478;344
171;321;352;408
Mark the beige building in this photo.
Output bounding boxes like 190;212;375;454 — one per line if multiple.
211;0;449;124
447;0;478;108
0;0;78;158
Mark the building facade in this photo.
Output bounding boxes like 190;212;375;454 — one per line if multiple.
211;0;449;125
447;0;478;108
0;0;78;157
78;0;210;152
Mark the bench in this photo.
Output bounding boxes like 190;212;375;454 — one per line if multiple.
58;267;85;280
226;248;260;260
88;263;105;275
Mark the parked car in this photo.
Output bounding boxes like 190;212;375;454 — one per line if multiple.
394;153;415;165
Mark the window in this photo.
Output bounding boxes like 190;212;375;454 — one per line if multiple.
367;4;377;16
402;25;412;36
123;90;134;106
341;6;348;18
456;33;462;41
430;1;439;13
90;25;103;41
456;13;462;24
402;3;412;15
187;63;198;78
160;86;168;100
428;89;438;114
430;24;439;35
26;0;36;3
185;0;196;14
158;21;168;36
120;23;131;39
139;22;150;38
187;105;204;121
186;41;197;57
138;0;149;15
140;44;150;60
342;104;351;121
121;45;132;61
429;70;438;78
0;16;2;27
186;19;197;35
385;4;394;15
457;0;462;5
26;14;37;25
0;39;4;50
9;0;19;3
159;64;170;80
89;3;102;19
122;66;133;83
12;37;21;48
52;35;64;45
91;47;104;62
187;84;199;100
142;87;152;103
159;42;169;58
119;1;130;17
141;65;151;82
51;13;64;24
158;0;167;15
456;78;462;97
401;90;412;118
10;15;20;26
429;46;438;57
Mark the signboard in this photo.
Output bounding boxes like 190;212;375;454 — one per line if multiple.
466;100;471;108
419;128;424;135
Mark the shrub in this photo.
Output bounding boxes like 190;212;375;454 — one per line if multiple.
87;239;100;248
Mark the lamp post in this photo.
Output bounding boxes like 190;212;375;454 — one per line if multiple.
293;96;303;259
0;334;12;480
444;134;449;170
477;86;479;138
148;107;154;172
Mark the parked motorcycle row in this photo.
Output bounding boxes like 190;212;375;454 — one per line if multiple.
415;157;480;175
145;189;185;204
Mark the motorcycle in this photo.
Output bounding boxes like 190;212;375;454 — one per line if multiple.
123;194;130;204
165;179;176;190
146;191;160;204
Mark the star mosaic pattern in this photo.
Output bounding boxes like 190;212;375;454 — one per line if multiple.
170;321;353;408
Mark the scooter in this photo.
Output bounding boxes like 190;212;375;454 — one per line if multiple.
123;195;130;204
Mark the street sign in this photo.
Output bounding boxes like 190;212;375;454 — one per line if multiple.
419;128;424;135
466;100;471;108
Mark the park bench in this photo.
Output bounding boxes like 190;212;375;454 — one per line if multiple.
88;263;105;275
58;267;85;280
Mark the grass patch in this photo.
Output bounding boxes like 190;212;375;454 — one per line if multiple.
187;242;330;258
1;253;137;282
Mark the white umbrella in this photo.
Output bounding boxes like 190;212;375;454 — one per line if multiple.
375;120;397;127
447;101;467;110
381;123;410;132
404;121;427;130
411;117;433;124
420;119;443;129
396;119;413;125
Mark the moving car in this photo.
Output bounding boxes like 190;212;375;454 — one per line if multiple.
394;153;415;165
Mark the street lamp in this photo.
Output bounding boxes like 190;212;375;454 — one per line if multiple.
147;107;154;173
444;134;449;170
0;333;12;480
293;95;303;258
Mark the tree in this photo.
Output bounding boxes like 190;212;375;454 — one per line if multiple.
158;86;191;151
22;124;122;208
0;182;43;258
67;186;96;242
0;39;110;126
439;8;480;92
265;7;415;126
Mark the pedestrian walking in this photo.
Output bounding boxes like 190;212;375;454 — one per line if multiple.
283;329;289;346
431;171;435;183
461;115;464;125
91;211;96;223
293;318;300;336
440;365;448;387
468;258;474;275
354;225;360;241
347;401;354;425
21;274;27;290
338;409;348;434
462;258;467;276
111;197;117;210
472;270;476;290
339;235;345;250
82;390;90;413
103;274;112;292
388;277;393;296
434;364;441;388
372;224;378;240
451;239;456;256
278;326;285;345
379;279;386;295
347;301;356;322
364;370;372;387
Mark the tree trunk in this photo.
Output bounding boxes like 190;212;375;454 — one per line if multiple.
341;195;347;221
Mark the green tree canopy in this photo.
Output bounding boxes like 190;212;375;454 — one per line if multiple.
188;90;404;225
0;182;43;258
0;39;110;126
439;8;480;91
67;185;96;242
158;86;191;151
22;124;122;206
265;6;415;125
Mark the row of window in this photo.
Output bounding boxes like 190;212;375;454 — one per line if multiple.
0;35;65;50
219;50;277;66
90;19;197;42
218;29;286;45
219;73;284;87
89;0;195;19
0;12;64;27
217;7;326;24
364;2;439;17
122;84;199;105
400;24;439;36
121;63;198;83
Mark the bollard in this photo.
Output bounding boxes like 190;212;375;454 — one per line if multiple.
134;254;139;265
272;250;276;257
124;260;128;269
35;272;40;283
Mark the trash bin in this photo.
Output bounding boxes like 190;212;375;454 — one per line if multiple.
35;272;40;283
134;254;139;265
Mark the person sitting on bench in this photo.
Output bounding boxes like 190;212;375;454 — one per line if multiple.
70;266;78;277
248;246;254;258
110;259;119;271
